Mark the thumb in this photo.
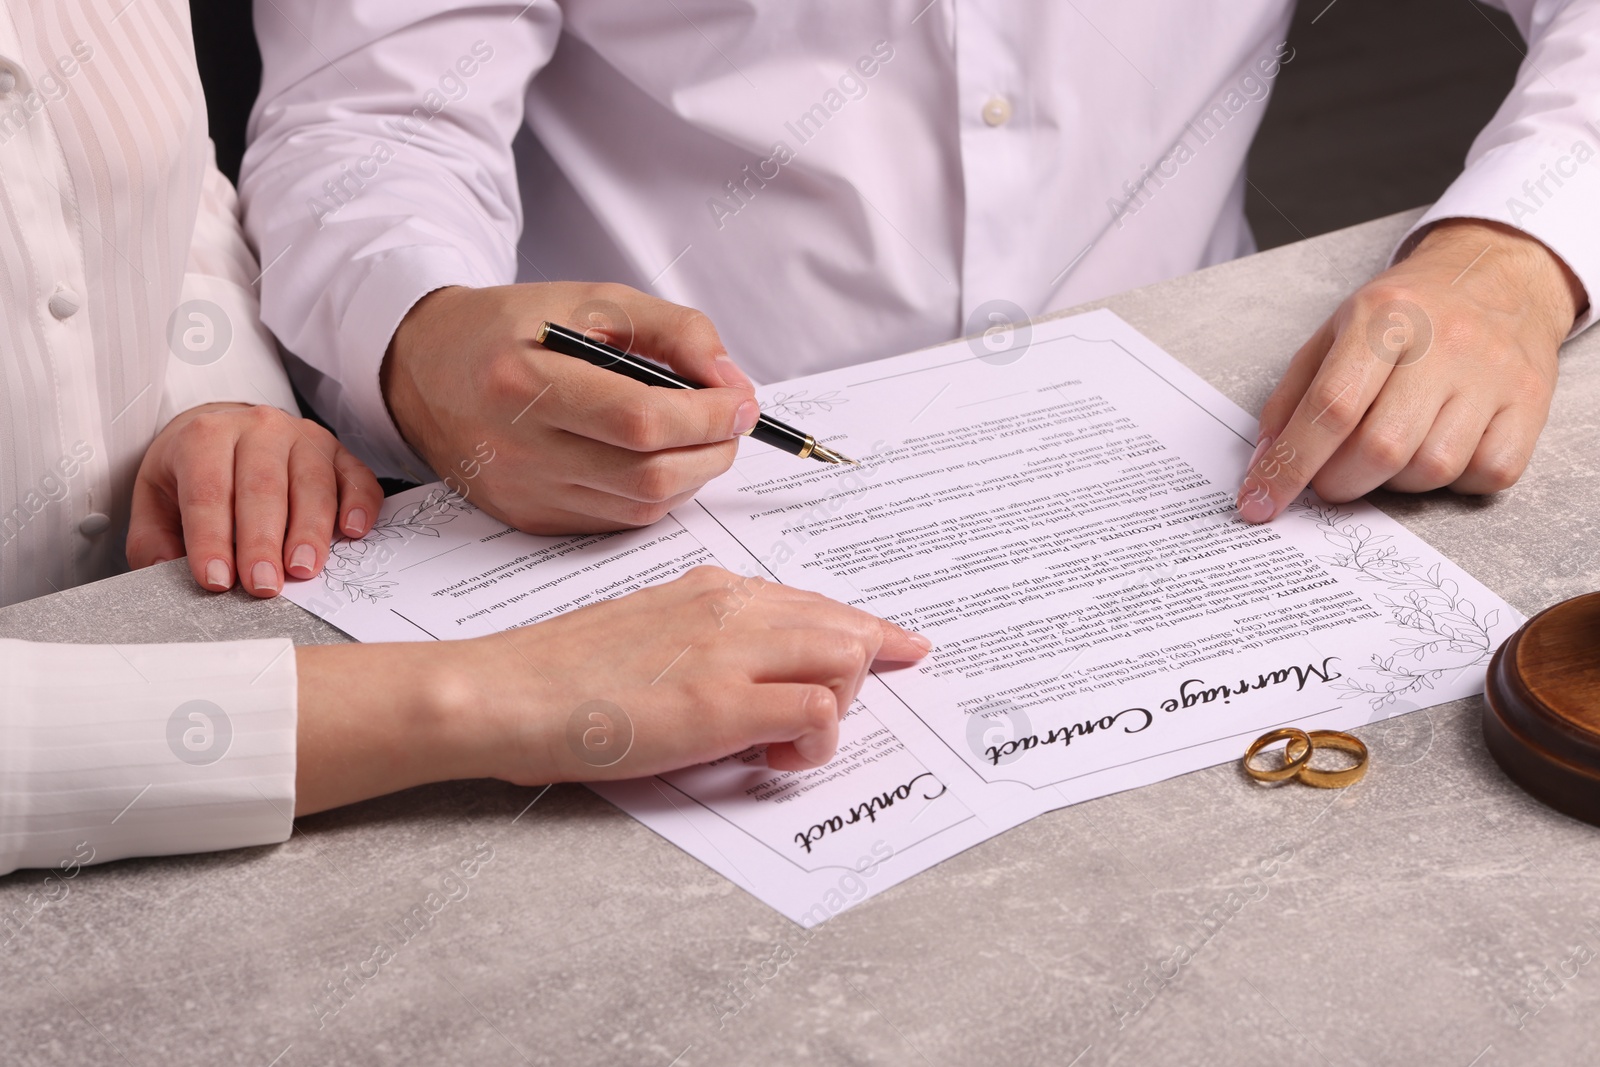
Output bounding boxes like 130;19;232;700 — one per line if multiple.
126;473;187;570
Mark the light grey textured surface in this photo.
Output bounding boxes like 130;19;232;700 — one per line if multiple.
3;210;1598;1066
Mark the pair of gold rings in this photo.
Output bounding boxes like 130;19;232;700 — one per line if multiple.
1243;727;1368;789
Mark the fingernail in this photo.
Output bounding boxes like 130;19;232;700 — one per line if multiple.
733;399;760;436
204;558;230;591
715;356;753;389
1246;433;1274;474
251;560;280;594
907;632;933;652
287;543;317;579
1237;490;1276;524
344;508;368;537
793;731;833;766
151;556;173;567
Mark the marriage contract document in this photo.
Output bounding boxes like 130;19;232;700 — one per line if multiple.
284;309;1520;923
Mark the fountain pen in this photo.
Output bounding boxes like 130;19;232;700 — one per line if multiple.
534;321;858;465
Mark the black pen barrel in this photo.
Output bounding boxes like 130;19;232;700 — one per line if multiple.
747;416;810;456
536;321;825;460
536;324;698;389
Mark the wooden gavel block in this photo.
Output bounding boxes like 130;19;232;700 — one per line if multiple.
1485;591;1600;825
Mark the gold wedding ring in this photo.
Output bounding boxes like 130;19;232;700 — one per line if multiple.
1284;730;1369;789
1243;727;1315;783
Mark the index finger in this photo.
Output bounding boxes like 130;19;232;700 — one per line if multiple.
1238;331;1395;523
747;583;934;664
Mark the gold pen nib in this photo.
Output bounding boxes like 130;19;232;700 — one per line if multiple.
808;442;859;466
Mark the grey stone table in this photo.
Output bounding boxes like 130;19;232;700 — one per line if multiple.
4;210;1598;1067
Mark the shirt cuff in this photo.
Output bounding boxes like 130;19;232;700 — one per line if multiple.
326;245;494;482
158;273;302;428
0;638;298;876
1392;129;1600;337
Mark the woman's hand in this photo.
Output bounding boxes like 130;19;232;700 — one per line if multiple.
127;402;383;596
293;567;932;814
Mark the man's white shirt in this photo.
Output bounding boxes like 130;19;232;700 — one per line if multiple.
241;0;1600;482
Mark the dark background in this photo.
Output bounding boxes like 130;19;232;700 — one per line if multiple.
191;0;1524;250
189;0;260;186
1244;0;1522;247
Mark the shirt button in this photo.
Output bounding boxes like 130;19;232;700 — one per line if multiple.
0;70;16;95
981;96;1013;127
79;512;111;536
48;288;81;320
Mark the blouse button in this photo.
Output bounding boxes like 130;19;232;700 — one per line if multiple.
48;288;81;320
79;513;111;536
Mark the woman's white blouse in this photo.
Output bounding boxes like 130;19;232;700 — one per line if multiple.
0;1;299;875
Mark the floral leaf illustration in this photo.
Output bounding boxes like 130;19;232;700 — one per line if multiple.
762;389;850;420
317;491;475;604
1287;499;1499;706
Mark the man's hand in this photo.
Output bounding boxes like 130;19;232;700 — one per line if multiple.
384;283;760;535
292;566;933;814
1238;219;1586;522
128;402;383;596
